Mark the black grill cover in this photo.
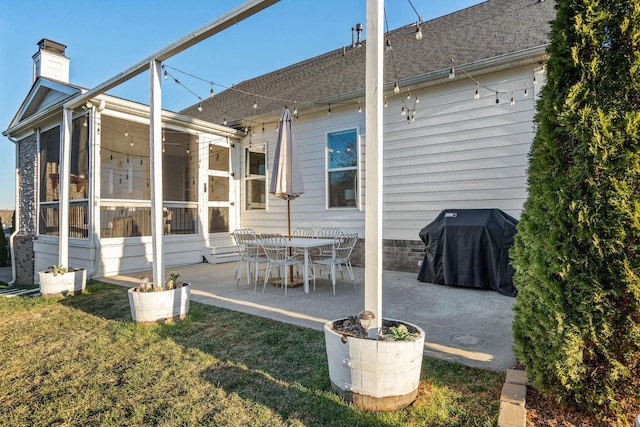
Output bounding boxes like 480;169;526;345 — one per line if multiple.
417;209;518;296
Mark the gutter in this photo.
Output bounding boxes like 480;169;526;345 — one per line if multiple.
7;137;19;285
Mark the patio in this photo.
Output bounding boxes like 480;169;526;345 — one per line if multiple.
101;262;516;371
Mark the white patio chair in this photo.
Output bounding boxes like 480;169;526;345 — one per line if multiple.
315;227;343;257
261;235;304;297
312;233;358;296
231;229;267;291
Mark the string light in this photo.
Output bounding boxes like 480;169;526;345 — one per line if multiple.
358;102;362;113
384;97;388;108
407;91;411;100
415;22;423;40
124;127;129;137
394;82;400;94
495;92;500;105
253;99;258;109
385;39;393;51
163;70;168;80
83;115;88;127
475;84;480;100
449;67;455;79
415;96;420;104
401;105;406;116
328;104;332;116
198;103;203;112
523;84;529;97
210;85;215;98
510;92;515;106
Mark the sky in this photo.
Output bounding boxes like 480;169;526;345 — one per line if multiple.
0;0;484;210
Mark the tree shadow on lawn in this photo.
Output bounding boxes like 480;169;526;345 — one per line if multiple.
58;283;397;426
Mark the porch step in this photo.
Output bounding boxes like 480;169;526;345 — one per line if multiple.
203;245;239;264
0;288;40;298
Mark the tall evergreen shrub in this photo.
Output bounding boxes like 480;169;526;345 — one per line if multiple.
511;0;640;417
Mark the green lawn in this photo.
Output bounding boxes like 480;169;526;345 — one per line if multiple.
0;281;503;426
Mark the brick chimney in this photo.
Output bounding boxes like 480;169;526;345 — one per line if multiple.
32;39;69;83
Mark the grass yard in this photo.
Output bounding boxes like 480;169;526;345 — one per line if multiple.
0;281;504;426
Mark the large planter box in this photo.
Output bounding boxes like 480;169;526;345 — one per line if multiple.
128;284;191;325
324;318;425;411
39;269;87;297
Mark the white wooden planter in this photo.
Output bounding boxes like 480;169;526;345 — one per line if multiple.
39;269;87;297
324;318;425;411
128;284;191;324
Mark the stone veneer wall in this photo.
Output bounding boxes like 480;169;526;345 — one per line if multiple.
349;238;425;274
14;134;38;284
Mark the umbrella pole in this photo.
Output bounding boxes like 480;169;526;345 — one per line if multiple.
288;199;294;280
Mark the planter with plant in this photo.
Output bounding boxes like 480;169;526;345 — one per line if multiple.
127;271;191;324
324;311;425;411
38;265;87;297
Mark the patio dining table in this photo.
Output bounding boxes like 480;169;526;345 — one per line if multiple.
260;237;335;293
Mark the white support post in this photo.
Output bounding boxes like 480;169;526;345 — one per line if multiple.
150;60;165;288
364;0;384;335
58;108;73;267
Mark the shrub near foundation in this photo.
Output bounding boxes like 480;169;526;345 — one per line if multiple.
511;0;640;421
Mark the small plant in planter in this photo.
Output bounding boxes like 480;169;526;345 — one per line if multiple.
128;271;191;324
39;265;87;297
324;311;425;411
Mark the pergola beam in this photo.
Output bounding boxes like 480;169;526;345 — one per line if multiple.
64;0;280;111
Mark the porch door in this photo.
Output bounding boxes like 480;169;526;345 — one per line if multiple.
207;142;233;235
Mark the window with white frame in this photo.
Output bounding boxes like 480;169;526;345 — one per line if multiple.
245;144;266;210
327;129;358;208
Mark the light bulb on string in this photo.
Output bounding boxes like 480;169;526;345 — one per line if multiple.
415;23;423;40
162;130;166;142
198;103;203;112
140;158;143;166
125;127;129;137
407;91;411;100
510;92;515;106
523;84;529;97
186;147;190;154
210;85;214;98
162;145;165;153
495;92;500;105
253;99;258;109
384;97;388;108
328;104;332;116
385;39;392;51
358;102;362;113
394;82;400;94
474;84;480;100
401;105;406;116
223;118;227;126
449;67;455;79
83;115;88;127
163;70;168;80
130;140;134;147
415;96;420;104
293;103;298;115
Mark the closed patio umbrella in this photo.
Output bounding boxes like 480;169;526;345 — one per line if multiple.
270;107;305;238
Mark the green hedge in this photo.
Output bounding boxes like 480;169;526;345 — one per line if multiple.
511;0;640;420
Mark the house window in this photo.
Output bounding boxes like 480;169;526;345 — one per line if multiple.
38;116;89;238
327;129;358;208
245;145;266;210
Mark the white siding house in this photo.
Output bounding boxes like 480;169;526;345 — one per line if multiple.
3;0;555;283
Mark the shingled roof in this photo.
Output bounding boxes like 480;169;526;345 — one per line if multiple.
181;0;555;126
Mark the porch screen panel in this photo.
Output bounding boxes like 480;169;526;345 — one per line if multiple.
100;206;152;238
70;115;89;200
39;126;61;203
162;131;198;235
208;207;229;233
39;126;60;236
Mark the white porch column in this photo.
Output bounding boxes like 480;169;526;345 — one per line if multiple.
364;0;384;334
150;60;165;288
58;108;73;267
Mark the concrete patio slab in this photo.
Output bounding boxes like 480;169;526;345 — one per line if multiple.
100;262;516;371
